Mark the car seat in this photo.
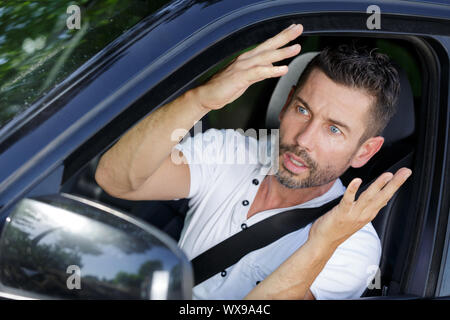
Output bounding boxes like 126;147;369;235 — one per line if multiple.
266;51;416;297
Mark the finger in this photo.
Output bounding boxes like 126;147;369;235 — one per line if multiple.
243;65;289;83
248;24;303;58
340;178;362;209
356;171;394;207
239;44;301;69
370;168;412;211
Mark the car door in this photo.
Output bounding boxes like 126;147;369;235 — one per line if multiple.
0;0;449;300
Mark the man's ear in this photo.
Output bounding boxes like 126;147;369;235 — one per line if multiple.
278;85;296;122
350;136;384;168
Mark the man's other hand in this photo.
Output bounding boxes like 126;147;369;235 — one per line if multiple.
309;167;412;248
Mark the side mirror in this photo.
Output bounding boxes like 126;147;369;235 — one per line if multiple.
0;193;193;299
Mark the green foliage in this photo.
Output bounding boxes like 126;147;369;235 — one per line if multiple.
376;39;422;98
0;0;170;130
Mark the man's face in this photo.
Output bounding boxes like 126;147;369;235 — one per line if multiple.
276;68;375;189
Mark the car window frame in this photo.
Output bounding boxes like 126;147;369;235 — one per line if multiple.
0;9;448;299
63;32;441;299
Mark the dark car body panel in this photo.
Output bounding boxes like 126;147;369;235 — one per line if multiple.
0;0;449;299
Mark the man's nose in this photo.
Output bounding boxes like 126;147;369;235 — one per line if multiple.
295;121;318;152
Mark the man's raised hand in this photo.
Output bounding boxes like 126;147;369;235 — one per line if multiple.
193;24;303;111
309;168;413;248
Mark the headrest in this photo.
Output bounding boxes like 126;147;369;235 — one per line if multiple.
266;52;320;129
265;51;415;146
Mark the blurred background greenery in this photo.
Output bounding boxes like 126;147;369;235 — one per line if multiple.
0;0;170;131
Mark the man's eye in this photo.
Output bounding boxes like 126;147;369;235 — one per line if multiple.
297;106;309;115
330;125;341;134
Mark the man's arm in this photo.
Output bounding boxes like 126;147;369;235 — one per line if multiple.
94;90;209;200
245;168;412;300
95;24;304;201
246;236;337;300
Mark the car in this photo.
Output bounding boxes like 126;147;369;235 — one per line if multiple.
0;0;449;300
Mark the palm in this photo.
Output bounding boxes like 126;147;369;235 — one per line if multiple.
310;168;412;247
195;24;303;111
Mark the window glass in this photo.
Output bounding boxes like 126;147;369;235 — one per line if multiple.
0;0;170;131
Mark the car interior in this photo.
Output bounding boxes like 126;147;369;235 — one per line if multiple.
60;34;421;298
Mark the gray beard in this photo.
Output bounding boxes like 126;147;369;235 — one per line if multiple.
274;163;340;189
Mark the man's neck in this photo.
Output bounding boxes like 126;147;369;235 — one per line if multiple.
247;176;336;219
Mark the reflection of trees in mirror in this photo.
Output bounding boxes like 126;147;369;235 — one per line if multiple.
36;195;157;254
0;223;83;296
5;196;158;256
168;263;184;299
107;260;163;298
1;226;128;298
0;0;170;131
0;197;184;298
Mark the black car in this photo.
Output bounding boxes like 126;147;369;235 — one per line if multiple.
0;0;449;300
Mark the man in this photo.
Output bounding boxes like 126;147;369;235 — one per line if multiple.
94;24;412;299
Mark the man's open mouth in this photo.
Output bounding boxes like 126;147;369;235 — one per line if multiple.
282;152;309;174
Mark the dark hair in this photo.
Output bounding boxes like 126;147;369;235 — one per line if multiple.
296;43;400;143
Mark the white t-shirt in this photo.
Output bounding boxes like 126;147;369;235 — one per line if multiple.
173;128;381;300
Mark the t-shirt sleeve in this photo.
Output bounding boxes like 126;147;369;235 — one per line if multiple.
309;223;382;300
172;128;228;201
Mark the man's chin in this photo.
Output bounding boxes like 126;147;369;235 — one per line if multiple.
274;171;311;189
275;166;340;189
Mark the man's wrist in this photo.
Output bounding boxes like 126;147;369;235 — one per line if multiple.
305;235;340;258
185;87;212;115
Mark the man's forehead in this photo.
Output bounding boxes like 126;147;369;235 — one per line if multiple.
294;69;374;131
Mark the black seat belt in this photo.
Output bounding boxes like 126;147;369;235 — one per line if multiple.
191;195;342;286
191;152;412;286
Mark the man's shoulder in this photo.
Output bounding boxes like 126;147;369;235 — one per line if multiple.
190;128;266;166
201;128;259;144
185;128;259;150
